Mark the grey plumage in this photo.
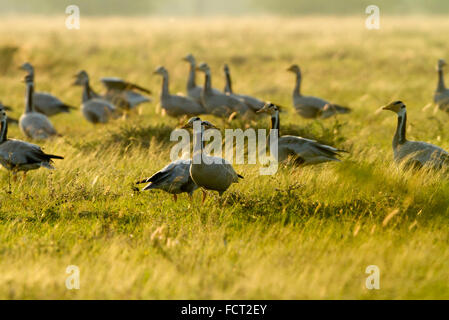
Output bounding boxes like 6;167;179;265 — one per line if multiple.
257;103;346;164
101;77;152;111
19;62;76;117
434;59;449;112
196;63;253;118
287;64;351;119
19;74;59;140
73;70;116;124
181;117;242;198
383;100;449;170
223;64;266;112
136;159;198;200
153;66;205;117
0;104;63;175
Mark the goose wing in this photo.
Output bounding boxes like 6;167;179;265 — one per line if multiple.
137;159;193;192
33;92;76;115
0;139;62;167
279;135;344;163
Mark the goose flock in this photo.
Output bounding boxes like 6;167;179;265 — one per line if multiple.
1;55;449;202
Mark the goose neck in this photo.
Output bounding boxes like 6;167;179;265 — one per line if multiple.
82;81;92;103
293;70;302;97
203;71;212;94
393;110;407;148
161;73;170;97
0;118;7;143
224;70;233;94
187;63;196;90
25;81;34;113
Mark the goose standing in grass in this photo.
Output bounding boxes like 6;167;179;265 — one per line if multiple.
383;100;449;170
287;64;351;119
434;59;449;112
223;64;265;112
153;66;205;118
196;63;252;118
101;77;152;112
257;103;346;164
181;117;243;203
182;54;221;106
0;104;63;181
20;62;76;117
136;159;198;201
73;70;116;124
19;74;59;140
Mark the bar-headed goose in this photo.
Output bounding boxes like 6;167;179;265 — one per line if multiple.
101;77;152;112
383;101;449;170
182;53;221;106
257;102;346;164
287;64;351;119
136;159;198;201
0;104;63;181
153;66;205;117
434;59;449;112
0;103;19;125
19;62;76;117
196;63;252;118
223;64;265;112
181;117;243;202
19;74;59;140
73;70;116;124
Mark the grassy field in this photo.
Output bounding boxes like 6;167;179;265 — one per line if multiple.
0;15;448;299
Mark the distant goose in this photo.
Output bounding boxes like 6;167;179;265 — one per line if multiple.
287;64;351;119
223;64;265;112
0;104;63;181
434;59;449;112
153;66;205;117
101;77;152;111
196;63;252;118
257;102;346;164
182;54;222;106
136;159;198;201
20;62;76;117
383;100;449;170
73;70;116;124
19;74;59;140
181;117;243;203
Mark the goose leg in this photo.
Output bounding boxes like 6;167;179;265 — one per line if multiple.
12;172;17;183
22;172;27;180
173;194;178;202
201;190;207;204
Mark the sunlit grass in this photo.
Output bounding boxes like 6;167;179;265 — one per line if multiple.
0;16;448;299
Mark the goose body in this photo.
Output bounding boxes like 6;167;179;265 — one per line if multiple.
20;63;75;117
383;101;449;169
183;54;221;106
74;71;116;124
223;64;265;112
136;159;198;200
19;74;58;140
154;66;205;117
287;64;350;119
434;59;449;112
0;104;63;176
257;103;346;164
197;63;252;118
182;117;243;199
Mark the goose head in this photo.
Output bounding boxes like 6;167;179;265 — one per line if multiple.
257;102;280;115
287;64;301;74
153;66;168;76
382;100;406;114
20;62;34;74
73;70;89;86
196;63;210;73
437;59;447;71
183;53;196;64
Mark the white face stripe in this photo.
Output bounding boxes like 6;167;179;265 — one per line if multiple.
397;108;406;117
